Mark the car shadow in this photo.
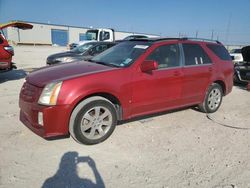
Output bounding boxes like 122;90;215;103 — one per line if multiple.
0;68;39;84
233;82;249;91
117;106;193;126
42;152;105;188
0;69;27;84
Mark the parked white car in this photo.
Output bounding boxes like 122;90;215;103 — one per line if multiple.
230;49;243;63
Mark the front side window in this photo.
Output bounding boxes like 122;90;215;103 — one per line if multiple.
100;31;110;41
90;44;109;55
91;41;151;67
95;44;108;52
146;44;180;69
183;43;212;66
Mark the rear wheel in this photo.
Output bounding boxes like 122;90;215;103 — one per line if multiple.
70;97;117;145
198;83;223;113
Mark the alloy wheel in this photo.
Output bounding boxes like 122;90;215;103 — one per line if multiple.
80;106;113;140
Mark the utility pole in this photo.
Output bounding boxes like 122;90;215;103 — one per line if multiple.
211;29;214;40
195;30;198;38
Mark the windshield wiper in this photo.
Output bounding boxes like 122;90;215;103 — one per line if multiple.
89;60;120;68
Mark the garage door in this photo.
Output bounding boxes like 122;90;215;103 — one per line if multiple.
79;33;86;41
51;29;68;46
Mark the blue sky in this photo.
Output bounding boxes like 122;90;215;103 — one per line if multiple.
0;0;250;45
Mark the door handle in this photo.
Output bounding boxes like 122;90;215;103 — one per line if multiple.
208;67;213;72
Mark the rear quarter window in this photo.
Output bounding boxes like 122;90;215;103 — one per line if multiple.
207;44;231;61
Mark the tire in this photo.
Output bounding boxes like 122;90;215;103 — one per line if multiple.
70;97;117;145
198;83;223;113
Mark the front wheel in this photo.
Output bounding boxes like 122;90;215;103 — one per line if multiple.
70;97;117;145
198;83;223;113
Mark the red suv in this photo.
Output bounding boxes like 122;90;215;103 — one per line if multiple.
19;38;233;144
0;21;33;72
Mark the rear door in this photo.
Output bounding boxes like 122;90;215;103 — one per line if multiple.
181;42;213;104
131;42;183;116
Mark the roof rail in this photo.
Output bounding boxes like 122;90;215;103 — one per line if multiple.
129;37;187;42
182;37;221;44
155;37;187;41
129;37;221;44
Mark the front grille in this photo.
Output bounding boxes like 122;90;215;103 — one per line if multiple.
20;82;41;102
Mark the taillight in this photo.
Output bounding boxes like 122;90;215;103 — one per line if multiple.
4;46;14;55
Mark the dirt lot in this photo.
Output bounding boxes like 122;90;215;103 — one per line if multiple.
0;46;250;188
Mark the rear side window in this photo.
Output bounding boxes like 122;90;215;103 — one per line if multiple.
207;44;231;61
183;43;212;66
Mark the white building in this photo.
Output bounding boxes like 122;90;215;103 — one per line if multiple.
5;21;159;46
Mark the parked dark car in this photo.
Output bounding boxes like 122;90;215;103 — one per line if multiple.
47;41;116;65
19;37;233;145
123;35;148;40
234;46;250;84
115;35;149;43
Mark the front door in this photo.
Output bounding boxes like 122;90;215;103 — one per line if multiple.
131;42;183;117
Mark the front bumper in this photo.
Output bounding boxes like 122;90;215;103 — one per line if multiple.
19;98;72;138
0;62;16;73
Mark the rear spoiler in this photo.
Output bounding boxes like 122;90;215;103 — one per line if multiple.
0;21;33;30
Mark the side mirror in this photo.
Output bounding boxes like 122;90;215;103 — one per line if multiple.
140;60;158;72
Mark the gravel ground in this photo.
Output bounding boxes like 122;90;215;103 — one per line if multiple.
0;46;250;188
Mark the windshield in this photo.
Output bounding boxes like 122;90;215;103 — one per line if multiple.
91;41;151;67
231;49;241;53
71;43;94;53
86;30;98;40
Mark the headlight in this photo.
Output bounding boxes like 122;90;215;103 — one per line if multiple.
56;57;75;63
38;81;62;106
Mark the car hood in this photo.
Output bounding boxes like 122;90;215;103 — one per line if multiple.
0;21;33;30
47;51;80;60
26;61;116;87
242;46;250;62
